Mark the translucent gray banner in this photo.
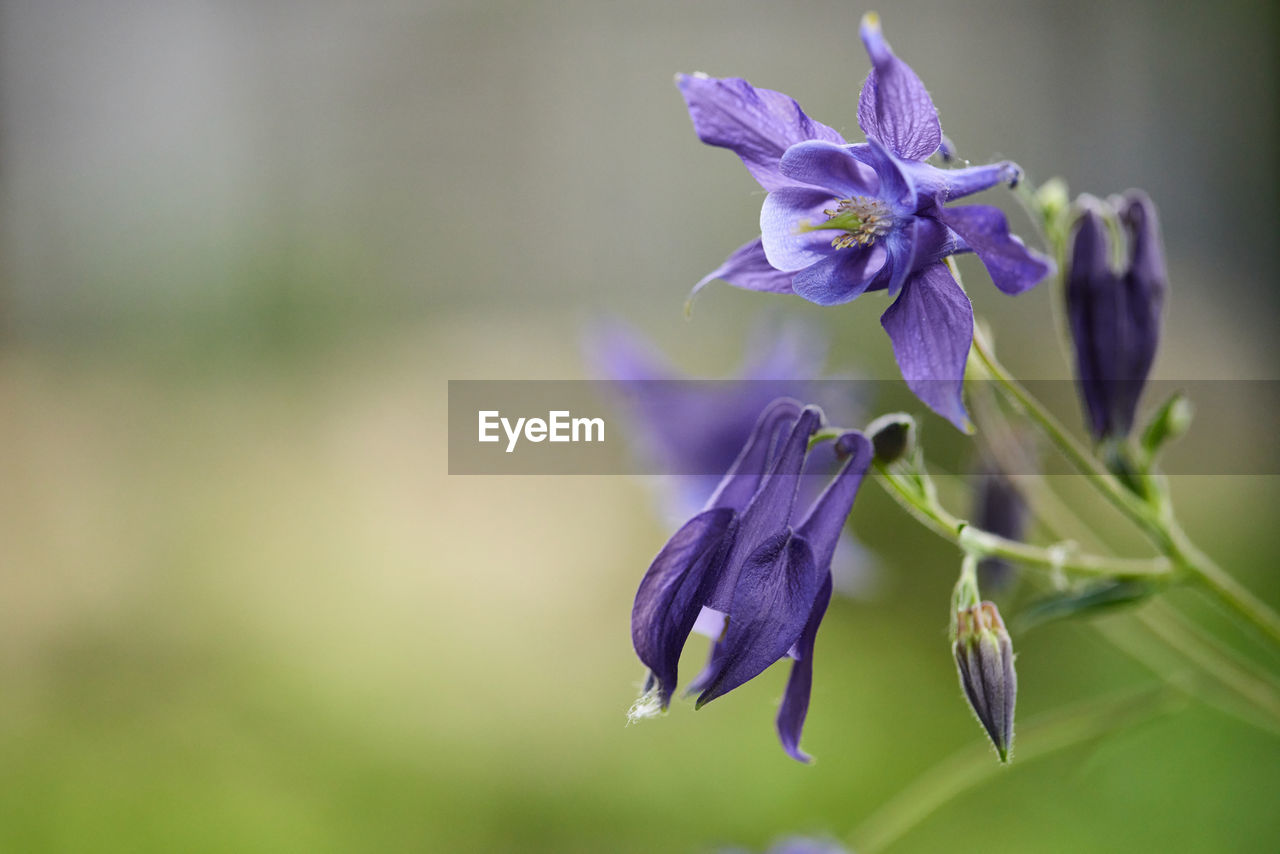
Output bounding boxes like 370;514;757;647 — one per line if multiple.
447;380;1280;475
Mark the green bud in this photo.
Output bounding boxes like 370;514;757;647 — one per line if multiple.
953;601;1017;762
1140;392;1193;461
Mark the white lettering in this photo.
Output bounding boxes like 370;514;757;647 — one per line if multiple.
549;410;570;442
502;417;526;453
481;410;606;453
573;416;605;442
478;411;500;442
525;418;547;443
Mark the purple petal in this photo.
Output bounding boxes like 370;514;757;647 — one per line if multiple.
856;14;941;161
901;160;1022;203
695;533;822;707
778;141;879;197
881;221;917;297
776;572;832;763
881;263;974;431
704;398;803;513
936;205;1053;295
792;244;887;306
692;236;797;299
631;507;735;708
795;431;874;569
760;187;845;272
706;407;822;612
851;138;915;213
676;74;844;192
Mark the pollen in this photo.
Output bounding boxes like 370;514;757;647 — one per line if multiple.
820;196;893;249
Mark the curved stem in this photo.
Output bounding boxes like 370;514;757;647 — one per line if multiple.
873;463;1172;580
850;686;1182;854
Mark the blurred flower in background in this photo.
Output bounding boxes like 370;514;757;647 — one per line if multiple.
584;317;877;597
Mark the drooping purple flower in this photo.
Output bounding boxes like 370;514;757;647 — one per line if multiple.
1065;191;1166;442
629;400;873;762
677;14;1052;430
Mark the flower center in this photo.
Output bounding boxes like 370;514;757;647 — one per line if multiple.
800;196;893;250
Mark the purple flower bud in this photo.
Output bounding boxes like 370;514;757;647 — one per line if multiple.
953;601;1017;762
1065;191;1167;441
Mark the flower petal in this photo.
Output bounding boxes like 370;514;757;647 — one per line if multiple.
851;138;915;213
631;506;735;708
704;398;803;512
881;263;974;431
856;14;941;161
705;406;823;612
761;187;843;272
795;431;874;569
695;532;822;707
792;243;887;306
901;160;1022;203
691;236;797;300
676;74;844;192
776;431;872;762
778;140;879;197
936;205;1052;295
776;572;832;763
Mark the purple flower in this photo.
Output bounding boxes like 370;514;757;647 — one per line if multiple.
630;400;873;762
678;14;1052;430
1065;191;1166;442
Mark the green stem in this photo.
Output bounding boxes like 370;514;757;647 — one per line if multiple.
969;325;1280;647
873;463;1172;580
969;328;1166;545
850;686;1182;854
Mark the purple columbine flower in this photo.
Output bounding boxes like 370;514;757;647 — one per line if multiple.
1065;191;1166;442
678;13;1052;430
629;399;872;762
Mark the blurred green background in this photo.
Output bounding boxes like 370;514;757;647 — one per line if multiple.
1;1;1277;851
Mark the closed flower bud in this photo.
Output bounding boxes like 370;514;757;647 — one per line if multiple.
953;601;1017;762
1065;191;1166;442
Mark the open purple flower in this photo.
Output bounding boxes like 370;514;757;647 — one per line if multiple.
629;399;872;762
678;13;1052;430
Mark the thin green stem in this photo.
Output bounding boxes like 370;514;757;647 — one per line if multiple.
966;371;1280;726
969;328;1166;545
872;464;1172;580
850;686;1182;854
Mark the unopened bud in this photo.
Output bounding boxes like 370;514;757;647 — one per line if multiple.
953;601;1017;762
1140;391;1192;460
865;412;915;464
